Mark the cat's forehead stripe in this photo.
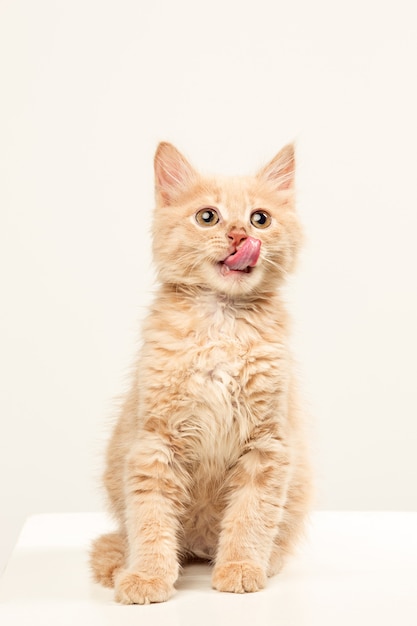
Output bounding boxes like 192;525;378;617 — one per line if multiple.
211;180;254;222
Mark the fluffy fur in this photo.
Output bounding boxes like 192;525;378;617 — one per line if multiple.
90;142;313;604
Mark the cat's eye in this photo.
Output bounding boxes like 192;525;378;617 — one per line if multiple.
195;207;220;227
250;210;272;229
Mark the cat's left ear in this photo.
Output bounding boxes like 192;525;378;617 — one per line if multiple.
257;143;295;191
154;142;198;204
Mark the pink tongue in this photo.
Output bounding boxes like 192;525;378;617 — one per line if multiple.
224;237;261;271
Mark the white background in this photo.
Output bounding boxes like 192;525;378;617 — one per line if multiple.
1;0;416;574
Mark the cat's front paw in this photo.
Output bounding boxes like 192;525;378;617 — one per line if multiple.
114;569;174;604
212;561;267;593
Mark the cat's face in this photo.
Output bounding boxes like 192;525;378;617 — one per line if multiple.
152;143;302;297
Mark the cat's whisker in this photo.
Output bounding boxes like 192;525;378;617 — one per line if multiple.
262;254;287;275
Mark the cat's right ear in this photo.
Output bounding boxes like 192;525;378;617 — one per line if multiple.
154;142;197;204
257;143;295;191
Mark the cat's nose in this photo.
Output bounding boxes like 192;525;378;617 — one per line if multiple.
228;230;247;248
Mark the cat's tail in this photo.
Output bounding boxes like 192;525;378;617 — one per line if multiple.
90;532;126;588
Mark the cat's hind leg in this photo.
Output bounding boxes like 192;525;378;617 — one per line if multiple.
90;531;126;588
267;509;307;576
268;464;313;576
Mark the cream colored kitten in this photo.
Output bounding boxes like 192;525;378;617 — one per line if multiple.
90;142;312;604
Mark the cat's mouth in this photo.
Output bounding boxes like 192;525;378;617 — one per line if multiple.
219;237;261;276
218;263;253;276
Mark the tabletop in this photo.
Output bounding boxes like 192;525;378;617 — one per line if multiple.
0;511;416;625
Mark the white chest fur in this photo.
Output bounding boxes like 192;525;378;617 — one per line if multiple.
140;292;286;468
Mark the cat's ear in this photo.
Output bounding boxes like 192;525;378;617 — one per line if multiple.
257;143;295;191
154;142;197;204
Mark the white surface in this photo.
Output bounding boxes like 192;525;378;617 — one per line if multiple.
2;0;417;576
0;512;416;625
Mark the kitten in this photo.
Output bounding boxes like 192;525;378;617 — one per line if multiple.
90;142;312;604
